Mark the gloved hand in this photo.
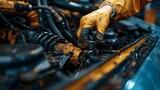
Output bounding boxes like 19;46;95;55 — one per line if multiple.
77;5;112;49
77;0;151;49
77;5;112;48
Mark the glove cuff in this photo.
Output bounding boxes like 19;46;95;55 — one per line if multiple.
101;0;125;22
99;1;116;20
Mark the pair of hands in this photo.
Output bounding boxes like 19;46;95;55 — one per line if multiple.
77;5;112;48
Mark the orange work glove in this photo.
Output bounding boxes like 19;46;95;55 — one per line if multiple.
77;5;112;49
77;5;112;40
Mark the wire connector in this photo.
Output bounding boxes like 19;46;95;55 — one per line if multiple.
14;3;32;11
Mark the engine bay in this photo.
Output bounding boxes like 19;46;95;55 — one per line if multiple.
0;0;159;90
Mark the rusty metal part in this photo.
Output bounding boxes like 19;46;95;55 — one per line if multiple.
55;43;82;66
28;31;82;66
25;10;40;27
63;35;148;90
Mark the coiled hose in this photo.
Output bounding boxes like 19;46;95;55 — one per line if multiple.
23;31;82;66
31;32;66;51
40;0;77;45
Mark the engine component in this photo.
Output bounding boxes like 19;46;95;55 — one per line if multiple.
54;35;157;90
16;30;83;66
0;0;29;13
54;43;82;65
0;44;64;90
25;10;40;27
0;0;159;90
0;0;40;27
0;44;45;75
30;32;66;51
32;32;83;66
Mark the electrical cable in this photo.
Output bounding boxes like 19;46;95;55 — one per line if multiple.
40;0;64;39
9;11;28;22
0;12;26;43
0;12;18;32
14;3;77;45
12;21;32;30
31;5;77;45
37;0;43;26
52;6;79;26
53;7;72;33
37;0;52;33
52;7;78;46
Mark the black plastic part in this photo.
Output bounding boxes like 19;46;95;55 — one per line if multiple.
14;3;31;11
0;44;45;75
32;32;65;51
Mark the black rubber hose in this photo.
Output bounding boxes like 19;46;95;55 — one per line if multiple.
59;22;78;46
53;8;78;45
15;3;77;45
33;4;77;45
37;0;43;26
41;0;64;39
50;0;97;14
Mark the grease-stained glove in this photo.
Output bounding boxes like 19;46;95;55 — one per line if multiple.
77;5;112;49
77;5;112;40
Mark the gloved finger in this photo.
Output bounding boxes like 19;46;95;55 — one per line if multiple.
77;24;93;40
96;13;110;35
95;22;108;40
96;31;104;41
77;16;95;39
78;28;92;49
80;28;91;39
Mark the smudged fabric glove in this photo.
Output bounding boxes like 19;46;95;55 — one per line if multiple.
77;5;112;41
77;5;112;49
77;0;152;45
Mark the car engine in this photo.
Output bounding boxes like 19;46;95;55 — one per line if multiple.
0;0;160;90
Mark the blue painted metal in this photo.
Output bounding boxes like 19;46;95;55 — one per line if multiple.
123;21;160;90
